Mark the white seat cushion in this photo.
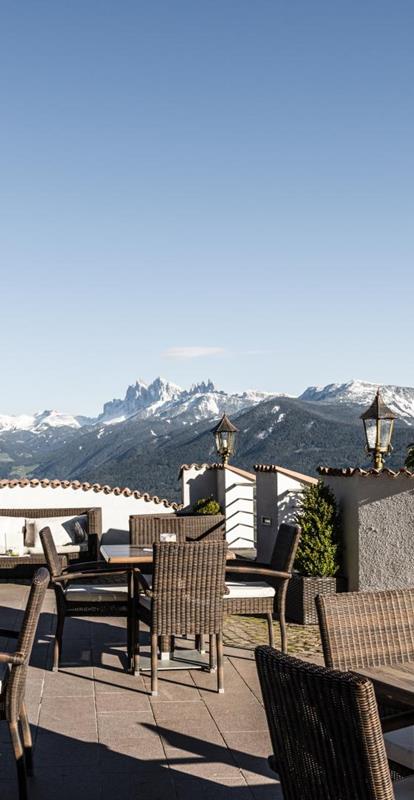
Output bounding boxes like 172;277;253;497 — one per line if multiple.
394;775;414;799
26;543;87;556
384;726;414;770
224;581;276;599
65;583;128;603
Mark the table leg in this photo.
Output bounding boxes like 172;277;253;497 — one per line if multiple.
127;568;134;672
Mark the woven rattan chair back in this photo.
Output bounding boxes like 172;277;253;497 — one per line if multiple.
255;646;395;800
151;541;227;636
269;523;301;573
6;568;49;720
130;514;225;546
39;527;63;578
316;588;414;670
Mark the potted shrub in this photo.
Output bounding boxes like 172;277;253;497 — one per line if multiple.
286;481;344;624
192;497;223;515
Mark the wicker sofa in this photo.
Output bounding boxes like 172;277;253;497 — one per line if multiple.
0;507;102;577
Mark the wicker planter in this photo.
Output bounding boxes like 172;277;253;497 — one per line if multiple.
286;573;346;625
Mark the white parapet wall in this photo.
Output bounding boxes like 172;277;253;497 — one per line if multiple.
0;479;178;545
180;463;256;549
319;467;414;592
255;465;318;563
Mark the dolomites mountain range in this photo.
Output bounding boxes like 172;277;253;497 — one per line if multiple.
0;377;413;500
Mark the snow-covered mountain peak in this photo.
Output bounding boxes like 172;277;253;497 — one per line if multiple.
189;380;217;395
0;410;81;434
300;379;414;419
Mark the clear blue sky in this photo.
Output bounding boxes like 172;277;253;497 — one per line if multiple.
1;1;413;415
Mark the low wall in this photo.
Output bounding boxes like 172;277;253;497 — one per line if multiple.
0;481;176;545
322;471;414;591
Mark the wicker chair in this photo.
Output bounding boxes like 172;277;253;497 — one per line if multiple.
129;513;225;546
255;646;414;800
0;567;49;800
316;589;414;734
135;540;228;696
40;527;129;671
224;523;301;652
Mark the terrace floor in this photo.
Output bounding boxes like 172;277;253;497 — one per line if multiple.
0;582;322;800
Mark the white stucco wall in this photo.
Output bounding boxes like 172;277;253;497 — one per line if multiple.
223;468;255;549
323;474;414;591
181;465;255;549
0;484;175;545
181;466;218;510
255;470;310;562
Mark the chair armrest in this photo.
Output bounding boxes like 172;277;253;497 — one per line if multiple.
133;570;154;598
226;564;291;580
63;561;123;574
0;650;24;665
54;568;127;584
0;629;19;639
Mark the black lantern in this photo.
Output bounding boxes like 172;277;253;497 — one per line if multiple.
212;414;238;465
360;389;397;470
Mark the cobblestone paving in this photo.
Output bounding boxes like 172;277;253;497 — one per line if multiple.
224;616;322;657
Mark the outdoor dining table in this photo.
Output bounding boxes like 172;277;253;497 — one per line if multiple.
355;661;414;732
100;543;235;674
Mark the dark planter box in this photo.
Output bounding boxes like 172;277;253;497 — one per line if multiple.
286;573;347;625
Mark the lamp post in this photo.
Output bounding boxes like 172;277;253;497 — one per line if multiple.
212;414;238;465
360;388;397;470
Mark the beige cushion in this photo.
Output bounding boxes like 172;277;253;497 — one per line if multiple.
224;581;276;599
28;515;88;551
394;775;414;799
65;583;128;603
25;543;87;556
384;726;414;770
0;517;26;555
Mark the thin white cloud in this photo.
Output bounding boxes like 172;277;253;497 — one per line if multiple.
164;346;226;359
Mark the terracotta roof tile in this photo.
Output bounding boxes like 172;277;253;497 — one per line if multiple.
179;463;255;481
0;477;181;509
318;466;414;478
254;464;318;484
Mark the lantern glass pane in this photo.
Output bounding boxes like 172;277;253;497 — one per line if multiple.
364;419;377;450
378;419;393;451
227;431;235;455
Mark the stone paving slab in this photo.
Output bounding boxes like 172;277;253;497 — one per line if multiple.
0;583;324;799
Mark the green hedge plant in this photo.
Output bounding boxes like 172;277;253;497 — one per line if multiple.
294;481;341;578
192;497;222;515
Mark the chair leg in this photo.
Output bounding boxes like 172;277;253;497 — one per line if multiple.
276;582;289;654
209;634;216;672
216;632;224;694
9;720;27;800
53;610;65;672
266;612;275;648
151;633;158;696
19;704;33;776
133;613;140;676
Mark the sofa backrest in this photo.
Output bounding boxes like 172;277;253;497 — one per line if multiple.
0;507;102;560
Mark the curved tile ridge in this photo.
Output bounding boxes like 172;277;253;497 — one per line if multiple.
0;477;182;509
317;466;414;478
